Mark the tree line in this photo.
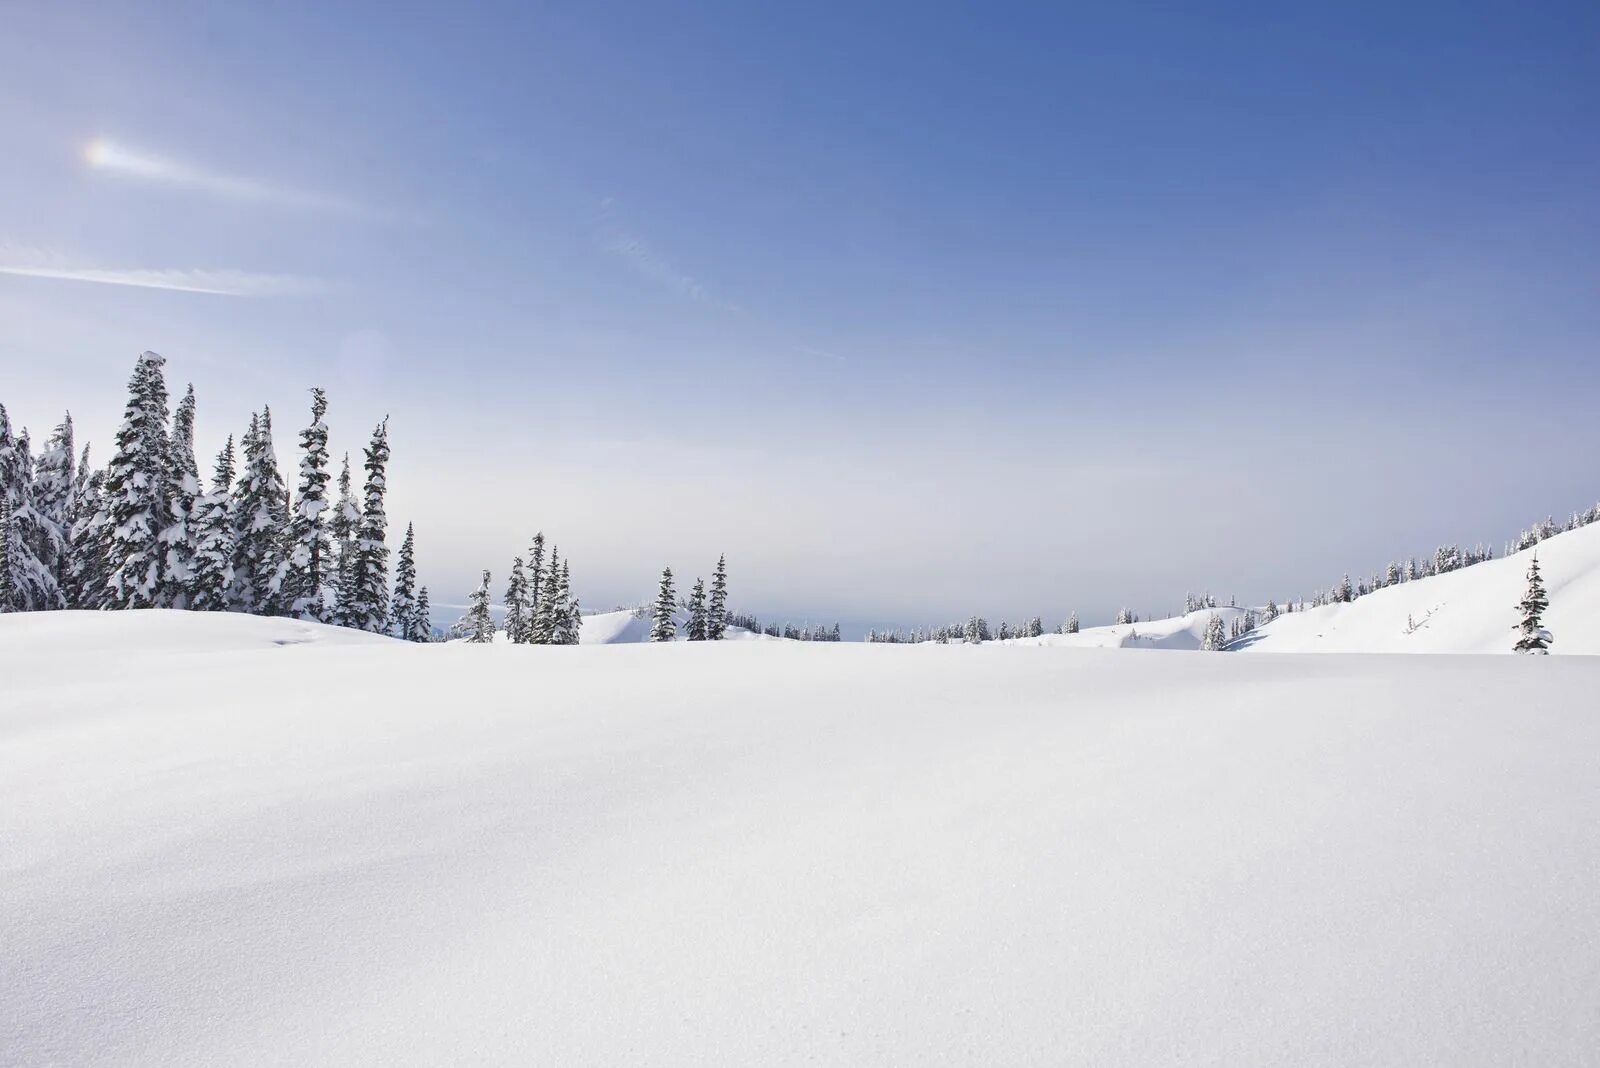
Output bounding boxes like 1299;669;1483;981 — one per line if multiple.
0;351;431;640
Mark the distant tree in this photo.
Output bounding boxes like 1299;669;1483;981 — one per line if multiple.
527;532;546;626
650;567;677;642
1513;553;1552;654
388;522;420;638
30;412;74;588
707;554;729;639
963;615;985;644
64;446;109;609
465;569;495;643
1026;616;1044;638
1200;612;1229;651
230;408;290;614
158;384;200;608
687;577;708;640
530;545;560;644
555;561;581;645
1115;607;1133;625
503;555;530;643
411;586;433;643
1263;599;1279;623
1060;611;1079;634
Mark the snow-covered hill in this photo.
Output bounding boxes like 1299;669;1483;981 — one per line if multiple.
1237;519;1600;655
4;611;1599;1065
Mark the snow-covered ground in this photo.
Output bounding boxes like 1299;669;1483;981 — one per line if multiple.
1236;520;1600;654
5;610;1599;1065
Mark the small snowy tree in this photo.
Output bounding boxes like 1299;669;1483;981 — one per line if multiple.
1200;612;1229;651
707;554;729;639
650;567;677;642
530;545;561;644
64;447;109;609
687;577;708;640
503;555;529;643
555;561;581;645
158;384;200;607
464;569;495;643
1264;599;1279;623
230;409;290;613
1060;612;1079;634
411;586;433;643
1513;553;1552;654
388;522;420;638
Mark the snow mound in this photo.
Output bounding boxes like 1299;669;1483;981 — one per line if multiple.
0;608;394;658
1237;520;1600;654
5;614;1600;1065
579;607;774;644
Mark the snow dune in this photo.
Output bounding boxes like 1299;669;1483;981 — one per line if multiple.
4;612;1599;1065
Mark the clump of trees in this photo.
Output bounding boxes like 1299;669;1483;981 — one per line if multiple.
1;351;431;640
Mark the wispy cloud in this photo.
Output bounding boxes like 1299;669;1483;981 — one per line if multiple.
596;198;736;310
0;246;324;296
83;138;372;218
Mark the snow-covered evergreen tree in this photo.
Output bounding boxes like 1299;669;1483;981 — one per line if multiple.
963;615;985;644
1513;553;1552;654
1264;599;1279;623
189;439;236;612
283;388;333;621
503;555;529;643
464;569;495;643
650;567;677;642
30;412;74;584
530;545;560;644
707;553;728;639
1200;612;1228;651
527;532;546;622
1060;612;1079;634
1115;607;1133;625
230;409;289;613
338;419;390;632
555;560;581;644
159;384;200;607
103;352;172;609
411;586;432;643
388;521;420;638
329;452;360;611
687;577;708;640
64;446;109;609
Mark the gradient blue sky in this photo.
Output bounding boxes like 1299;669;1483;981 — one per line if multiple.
2;1;1598;629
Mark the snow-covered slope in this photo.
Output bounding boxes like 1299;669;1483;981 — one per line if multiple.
579;607;773;644
1010;606;1253;650
1238;520;1600;654
4;611;1599;1065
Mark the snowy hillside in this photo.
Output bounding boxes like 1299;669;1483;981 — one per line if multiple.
1015;607;1254;650
1238;520;1600;654
5;611;1600;1065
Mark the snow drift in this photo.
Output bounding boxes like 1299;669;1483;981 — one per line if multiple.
4;611;1599;1065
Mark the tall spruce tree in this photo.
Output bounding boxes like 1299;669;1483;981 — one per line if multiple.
650;567;677;642
64;446;109;609
530;545;561;644
103;352;172;608
282;388;333;620
31;413;74;585
388;521;420;638
229;410;289;612
339;419;391;632
189;439;236;612
687;577;708;640
1513;553;1552;654
527;532;546;624
553;559;580;644
160;384;200;607
330;452;360;611
465;569;495;643
707;554;729;639
503;555;530;643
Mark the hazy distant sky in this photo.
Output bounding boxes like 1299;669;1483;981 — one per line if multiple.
2;1;1597;630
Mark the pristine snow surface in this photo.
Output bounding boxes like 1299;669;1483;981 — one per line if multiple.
5;611;1600;1066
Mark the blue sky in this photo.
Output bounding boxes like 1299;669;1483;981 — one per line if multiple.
2;1;1598;629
